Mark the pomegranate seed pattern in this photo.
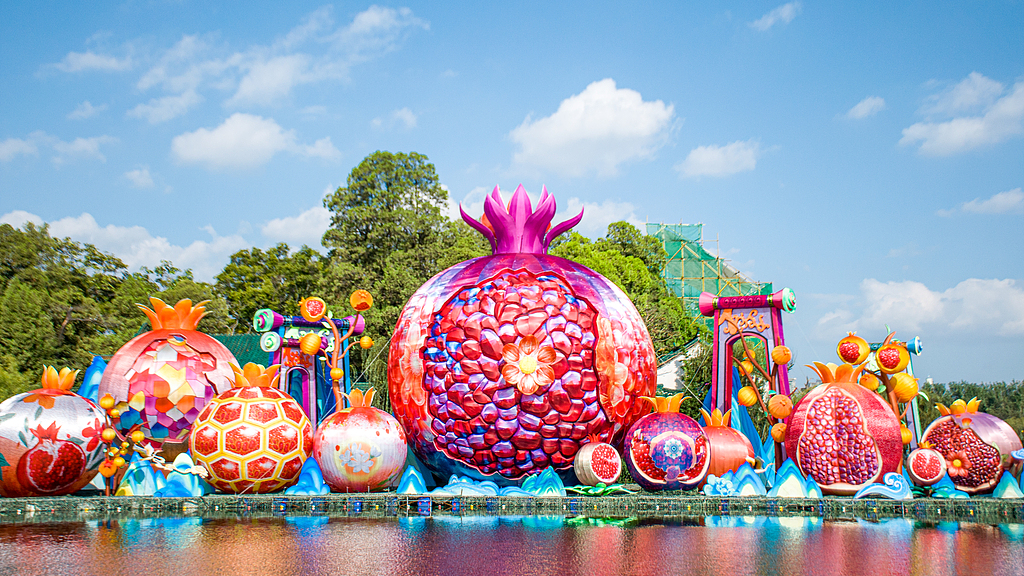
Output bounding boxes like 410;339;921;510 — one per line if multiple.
838;343;861;363
0;388;108;498
907;446;946;486
785;363;903;496
423;270;607;478
574;442;622;485
190;383;313;494
389;185;656;482
796;388;881;487
921;419;1004;493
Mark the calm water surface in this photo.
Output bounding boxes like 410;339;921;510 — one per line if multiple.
0;515;1021;576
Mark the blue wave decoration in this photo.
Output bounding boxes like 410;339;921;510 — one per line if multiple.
930;475;971;499
854;472;913;501
154;454;208;498
427;467;565;497
284;457;331;496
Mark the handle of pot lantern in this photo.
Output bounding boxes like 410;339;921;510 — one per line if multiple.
698;287;796;317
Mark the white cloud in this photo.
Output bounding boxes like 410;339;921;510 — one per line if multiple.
817;278;1024;337
922;72;1004;117
509;79;675;177
51;135;117;165
127;90;204;124
0;138;38;162
448;186;643;239
0;210;43;228
68;101;107;120
1;210;248;282
900;75;1024;155
227;54;311;107
128;7;427;117
372;107;417;130
939;188;1024;216
171;113;338;169
261;206;331;247
52;51;132;72
749;2;802;31
124;167;154;188
302;137;342;161
846;96;886;119
676;139;761;178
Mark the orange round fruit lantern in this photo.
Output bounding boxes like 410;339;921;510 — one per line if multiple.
699;408;755;480
771;345;792;366
190;363;313;494
737;386;758;407
350;290;373;312
837;333;870;365
767;394;793;420
99;298;237;447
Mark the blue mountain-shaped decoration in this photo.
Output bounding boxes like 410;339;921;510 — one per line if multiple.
518;468;566;497
284;457;331;496
396;466;427;495
930;475;971;499
767;459;822;498
426;467;566;497
992;471;1024;499
153;454;207;498
116;456;166;496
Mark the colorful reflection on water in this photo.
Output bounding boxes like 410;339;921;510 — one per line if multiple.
0;515;1021;576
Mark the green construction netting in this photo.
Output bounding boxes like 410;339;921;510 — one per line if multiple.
212;334;269;367
646;223;772;326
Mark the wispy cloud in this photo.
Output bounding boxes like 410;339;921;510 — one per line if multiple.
124;167;154;189
749;2;802;31
261;206;331;247
50;51;133;73
0;137;39;162
509;78;675;178
125;6;428;122
938;188;1024;216
67;101;107;120
371;107;417;129
846;96;886;119
675;139;761;178
171;113;339;170
817;278;1024;336
900;73;1024;155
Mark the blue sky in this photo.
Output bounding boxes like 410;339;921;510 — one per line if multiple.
1;2;1022;384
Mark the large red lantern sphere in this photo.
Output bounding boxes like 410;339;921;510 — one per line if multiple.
388;186;656;483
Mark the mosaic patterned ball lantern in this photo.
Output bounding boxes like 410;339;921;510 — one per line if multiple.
313;388;407;492
99;298;237;448
190;363;313;493
0;367;108;497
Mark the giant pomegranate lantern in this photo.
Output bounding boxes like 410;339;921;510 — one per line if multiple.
919;398;1022;495
389;185;657;482
99;298;237;449
785;362;903;495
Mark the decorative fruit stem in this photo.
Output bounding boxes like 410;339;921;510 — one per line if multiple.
322;316;359;410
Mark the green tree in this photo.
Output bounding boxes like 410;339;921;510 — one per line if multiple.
216;244;324;332
319;151;489;391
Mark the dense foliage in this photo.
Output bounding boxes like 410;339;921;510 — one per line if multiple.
0;223;229;399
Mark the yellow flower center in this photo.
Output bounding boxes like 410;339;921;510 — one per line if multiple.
952;459;962;468
518;355;538;375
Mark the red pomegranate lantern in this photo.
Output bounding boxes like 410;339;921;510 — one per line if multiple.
920;398;1022;494
388;185;657;482
0;367;108;497
573;435;622;486
190;363;314;494
313;388;407;492
624;394;709;491
785;362;903;495
699;408;755;480
906;442;947;487
99;298;237;448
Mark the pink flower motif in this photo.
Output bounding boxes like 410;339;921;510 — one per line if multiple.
945;451;971;479
501;336;557;395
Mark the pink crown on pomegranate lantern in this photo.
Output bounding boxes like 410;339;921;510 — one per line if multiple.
460;184;584;254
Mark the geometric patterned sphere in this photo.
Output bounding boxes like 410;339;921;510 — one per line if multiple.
189;385;313;494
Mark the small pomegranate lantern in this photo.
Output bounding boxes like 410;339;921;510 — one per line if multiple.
0;367;108;497
190;363;314;494
623;394;709;491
